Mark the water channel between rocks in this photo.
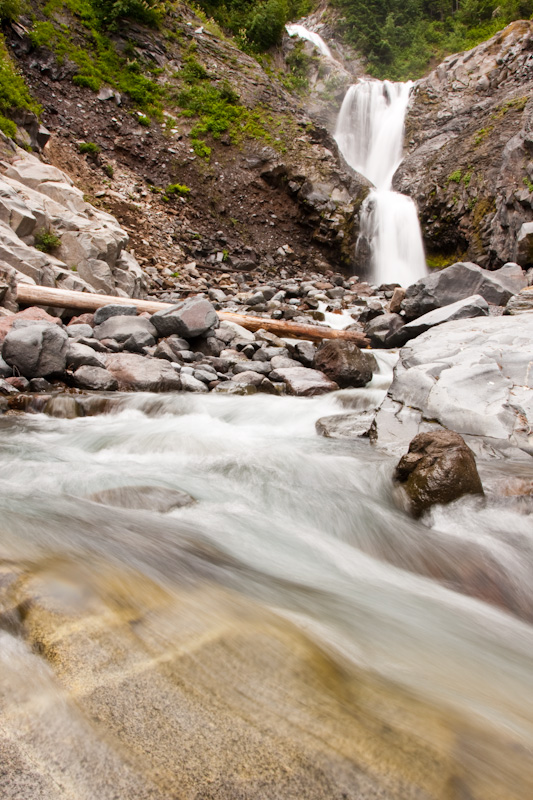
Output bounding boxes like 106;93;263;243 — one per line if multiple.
0;360;532;799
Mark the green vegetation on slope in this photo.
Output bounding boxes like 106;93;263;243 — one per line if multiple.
331;0;533;79
0;33;41;138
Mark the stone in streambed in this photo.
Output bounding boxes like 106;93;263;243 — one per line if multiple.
313;340;375;388
72;365;118;392
66;342;106;370
105;353;182;392
93;304;138;325
89;485;195;512
505;288;533;315
2;322;68;377
394;430;484;518
316;412;375;439
150;297;218;339
180;373;209;393
93;316;157;344
270;367;338;396
364;313;406;348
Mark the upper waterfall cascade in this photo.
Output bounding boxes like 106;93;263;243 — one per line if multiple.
335;81;427;287
285;24;335;60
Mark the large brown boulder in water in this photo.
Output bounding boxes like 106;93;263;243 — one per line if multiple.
313;340;375;388
394;430;484;518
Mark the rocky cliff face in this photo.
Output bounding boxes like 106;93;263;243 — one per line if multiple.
396;21;533;269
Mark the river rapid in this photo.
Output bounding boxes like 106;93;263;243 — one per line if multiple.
0;375;532;799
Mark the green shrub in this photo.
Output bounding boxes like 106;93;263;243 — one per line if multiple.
165;182;190;196
0;113;16;138
0;0;22;22
78;141;101;154
0;35;41;120
191;137;211;159
137;113;150;126
180;56;209;83
34;227;62;253
73;73;101;91
103;163;114;178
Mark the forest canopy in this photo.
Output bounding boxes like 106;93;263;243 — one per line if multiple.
331;0;533;78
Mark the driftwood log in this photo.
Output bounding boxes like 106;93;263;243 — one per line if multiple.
15;284;371;346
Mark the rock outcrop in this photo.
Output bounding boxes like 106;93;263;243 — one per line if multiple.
373;314;533;455
0;140;146;303
396;21;533;268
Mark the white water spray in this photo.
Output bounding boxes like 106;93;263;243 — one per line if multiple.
335;80;427;286
285;24;335;60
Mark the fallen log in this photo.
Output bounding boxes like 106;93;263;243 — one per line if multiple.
15;284;371;346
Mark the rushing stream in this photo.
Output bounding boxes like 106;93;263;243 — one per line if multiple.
0;377;532;798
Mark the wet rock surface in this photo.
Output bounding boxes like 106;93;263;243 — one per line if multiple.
394;430;484;518
373;314;533;455
313;340;374;388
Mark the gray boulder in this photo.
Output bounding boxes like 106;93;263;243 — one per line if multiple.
105;353;182;392
180;373;209;393
93;304;138;325
400;294;489;343
402;262;526;320
94;316;157;344
0;356;12;377
150;297;218;339
364;313;405;348
516;222;533;267
233;361;271;376
313;340;375;388
66;342;106;369
2;322;68;377
269;367;339;396
66;323;94;339
72;365;118;391
505;288;533;315
231;370;266;387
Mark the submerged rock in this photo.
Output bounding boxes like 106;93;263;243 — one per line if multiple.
316;412;375;438
394;430;484;518
89;485;195;512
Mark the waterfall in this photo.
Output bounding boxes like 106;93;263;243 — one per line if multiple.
335;80;427;287
285;24;335;60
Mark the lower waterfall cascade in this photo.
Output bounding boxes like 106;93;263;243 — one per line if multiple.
335;80;428;287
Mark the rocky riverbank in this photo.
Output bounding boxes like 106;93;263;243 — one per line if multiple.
1;255;532;460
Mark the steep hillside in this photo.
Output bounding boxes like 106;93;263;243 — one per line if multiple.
0;0;369;302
